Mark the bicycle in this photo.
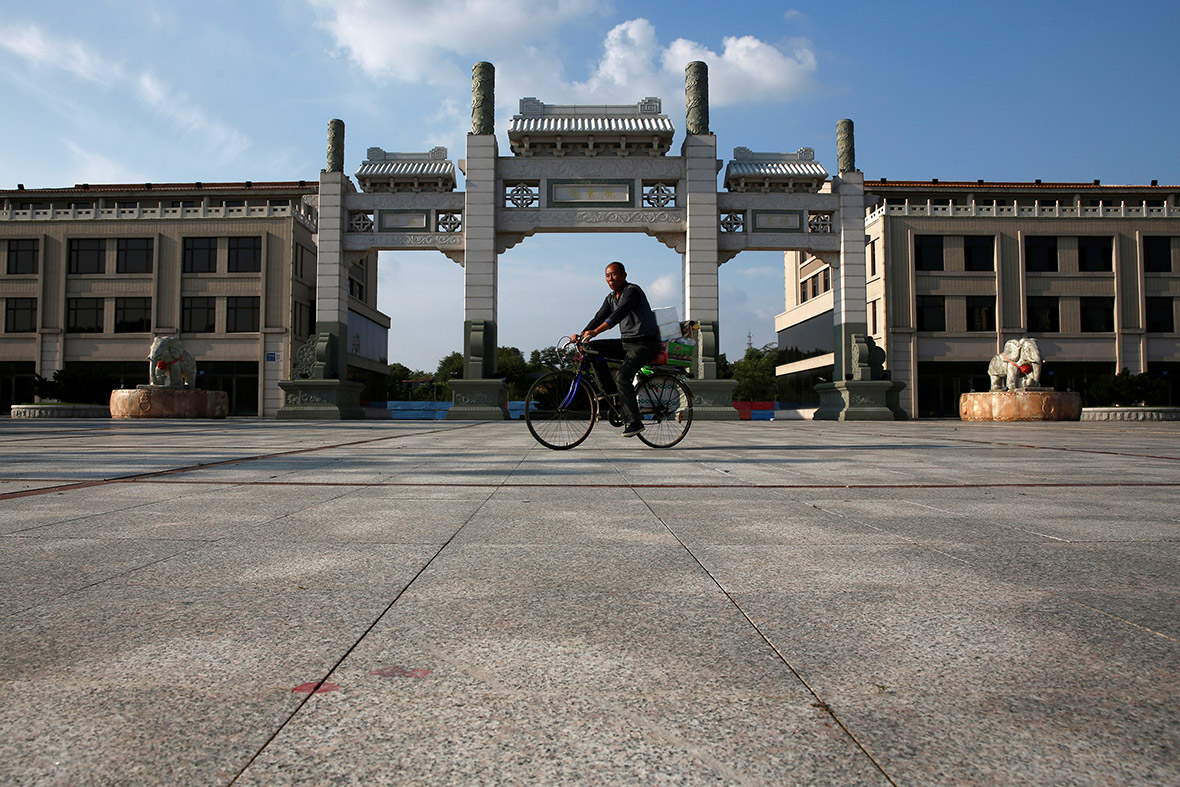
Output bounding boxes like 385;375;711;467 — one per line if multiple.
523;336;695;450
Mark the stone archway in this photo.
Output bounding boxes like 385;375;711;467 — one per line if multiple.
280;61;882;421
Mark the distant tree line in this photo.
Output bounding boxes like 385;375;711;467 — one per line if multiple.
387;341;792;403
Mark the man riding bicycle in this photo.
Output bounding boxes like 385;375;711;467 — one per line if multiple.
572;261;661;438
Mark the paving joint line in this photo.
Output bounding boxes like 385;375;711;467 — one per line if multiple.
628;486;899;787
0;422;487;502
227;452;519;785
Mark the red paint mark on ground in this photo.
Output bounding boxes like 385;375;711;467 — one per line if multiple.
371;666;431;679
291;682;339;694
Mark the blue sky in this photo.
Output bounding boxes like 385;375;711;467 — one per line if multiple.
2;0;1178;371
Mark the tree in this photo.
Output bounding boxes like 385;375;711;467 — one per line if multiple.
731;343;778;402
387;362;415;401
528;345;573;372
1086;368;1169;406
497;346;530;398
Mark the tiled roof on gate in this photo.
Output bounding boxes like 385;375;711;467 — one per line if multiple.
507;97;675;156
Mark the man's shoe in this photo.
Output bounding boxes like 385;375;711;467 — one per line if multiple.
622;422;645;437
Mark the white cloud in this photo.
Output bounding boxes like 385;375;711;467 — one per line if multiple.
308;0;604;85
0;22;123;85
135;73;250;161
648;272;679;305
662;34;816;105
308;4;816;110
64;140;137;183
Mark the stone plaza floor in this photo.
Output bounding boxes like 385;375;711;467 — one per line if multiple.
0;417;1177;785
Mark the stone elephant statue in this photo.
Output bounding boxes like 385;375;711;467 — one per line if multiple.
988;338;1042;391
148;336;196;388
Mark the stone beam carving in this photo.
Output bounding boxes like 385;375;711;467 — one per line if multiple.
343;232;464;252
497;157;683;181
496;208;684;233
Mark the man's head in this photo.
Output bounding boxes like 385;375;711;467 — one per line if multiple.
605;261;627;293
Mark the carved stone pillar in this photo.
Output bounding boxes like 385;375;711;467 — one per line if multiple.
682;62;737;419
448;62;508;420
278;120;363;419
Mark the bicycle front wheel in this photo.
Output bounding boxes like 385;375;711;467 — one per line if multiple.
524;370;598;450
636;373;694;448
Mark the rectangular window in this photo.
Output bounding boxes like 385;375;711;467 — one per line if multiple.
67;297;104;333
1077;236;1113;272
810;277;819;299
1144;236;1172;273
868;241;876;277
227;236;262;273
800;282;808;303
965;296;996;332
114;297;151;333
822;268;831;292
1079;296;1115;332
916;295;946;331
116;238;154;274
349;277;365;300
182;296;216;333
183;237;217;273
69;238;106;274
1146;297;1174;333
963;236;995;272
6;239;38;274
170;200;198;208
4;297;36;332
226;296;260;332
1025;236;1058;272
914;235;944;271
294;301;311;338
870;300;878;335
1027;296;1060;332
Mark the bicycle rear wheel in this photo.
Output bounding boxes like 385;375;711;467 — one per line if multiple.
635;373;693;448
524;370;598;450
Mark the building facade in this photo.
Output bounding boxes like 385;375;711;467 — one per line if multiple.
777;181;1180;417
0;181;389;416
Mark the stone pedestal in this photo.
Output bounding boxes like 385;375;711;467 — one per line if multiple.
690;379;739;421
277;379;365;420
959;390;1082;421
446;379;509;420
813;379;906;421
110;388;229;419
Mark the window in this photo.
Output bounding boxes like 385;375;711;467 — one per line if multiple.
963;236;995;272
1144;236;1172;273
1079;297;1115;332
222;199;245;208
170;200;197;208
822;268;831;292
4;297;36;332
182;297;216;333
69;239;106;274
67;297;104;332
183;237;217;273
294;301;311;338
227;237;261;272
1077;236;1113;272
226;296;259;332
6;239;38;274
114;297;151;333
349;277;365;300
914;235;944;271
966;296;996;332
870;300;878;335
116;238;153;274
800;281;809;303
1146;297;1174;333
1027;296;1059;332
916;295;945;331
868;241;876;277
1025;236;1058;272
116;202;137;210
